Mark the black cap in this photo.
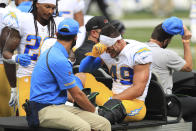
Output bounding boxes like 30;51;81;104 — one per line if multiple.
85;16;109;32
110;20;126;34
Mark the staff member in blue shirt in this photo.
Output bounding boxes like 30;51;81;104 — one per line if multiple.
29;18;111;131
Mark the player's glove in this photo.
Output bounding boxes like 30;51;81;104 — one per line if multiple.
9;87;18;107
85;43;107;57
72;46;77;52
15;54;31;67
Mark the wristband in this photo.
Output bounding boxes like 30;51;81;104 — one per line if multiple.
12;54;17;62
94;107;99;114
3;54;17;64
11;87;17;92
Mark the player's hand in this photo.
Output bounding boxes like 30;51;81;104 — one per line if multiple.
72;46;77;52
182;25;192;40
85;43;107;57
9;87;17;107
15;54;31;67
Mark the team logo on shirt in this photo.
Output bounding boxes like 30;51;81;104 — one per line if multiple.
64;80;75;86
3;11;19;27
63;25;68;27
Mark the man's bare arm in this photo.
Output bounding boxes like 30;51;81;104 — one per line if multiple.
0;27;21;87
112;63;151;100
1;27;21;59
67;91;74;103
3;62;16;87
68;86;95;113
181;25;192;72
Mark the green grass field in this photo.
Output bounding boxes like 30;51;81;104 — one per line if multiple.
124;27;196;70
122;10;190;19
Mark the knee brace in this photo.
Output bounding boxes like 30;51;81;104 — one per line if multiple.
98;99;127;124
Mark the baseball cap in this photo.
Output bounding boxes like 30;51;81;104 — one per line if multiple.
110;20;126;34
162;16;184;36
85;16;109;32
58;18;79;35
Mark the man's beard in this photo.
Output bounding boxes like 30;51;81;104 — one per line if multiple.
162;43;168;49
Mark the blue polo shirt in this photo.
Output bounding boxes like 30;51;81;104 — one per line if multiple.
30;41;83;105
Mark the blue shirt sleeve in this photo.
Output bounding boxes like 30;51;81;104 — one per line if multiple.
51;59;77;90
79;56;102;73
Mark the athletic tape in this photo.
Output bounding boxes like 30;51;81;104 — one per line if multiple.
100;35;122;47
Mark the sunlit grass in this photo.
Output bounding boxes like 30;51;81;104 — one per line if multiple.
88;10;189;20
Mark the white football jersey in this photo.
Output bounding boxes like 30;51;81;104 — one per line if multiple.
0;8;5;64
2;11;63;77
40;38;57;54
58;0;85;19
100;39;152;101
0;8;5;33
58;0;85;48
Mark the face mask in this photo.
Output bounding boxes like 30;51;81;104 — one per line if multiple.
97;35;100;42
162;44;168;49
162;41;169;49
71;39;76;49
68;49;76;65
